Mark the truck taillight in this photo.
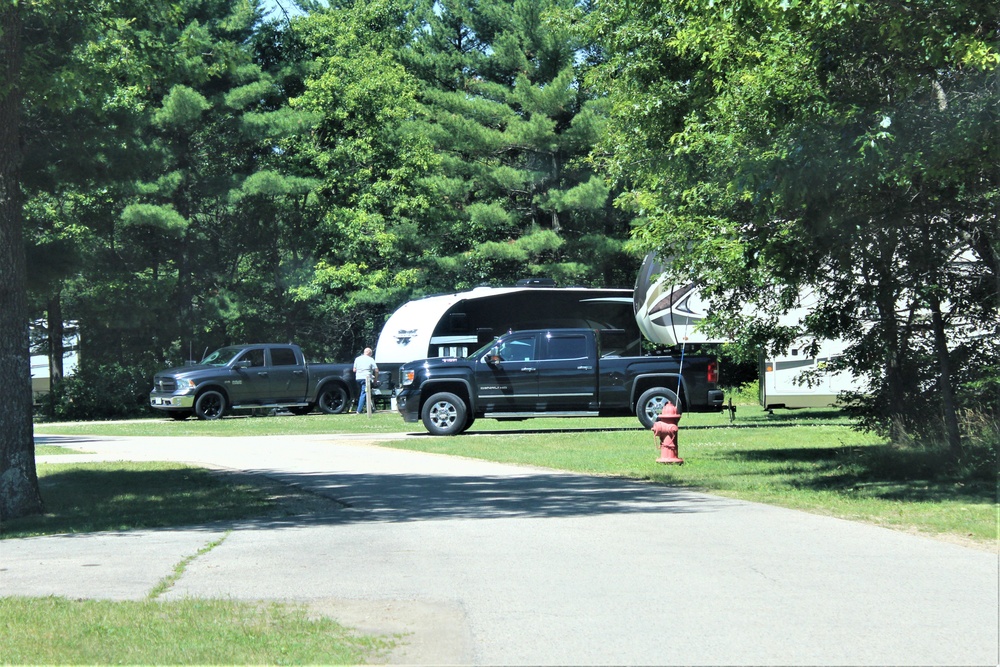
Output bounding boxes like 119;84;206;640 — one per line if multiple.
707;360;719;384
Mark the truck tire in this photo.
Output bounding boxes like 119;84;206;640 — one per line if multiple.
195;390;227;420
317;384;349;415
421;392;468;436
637;387;682;429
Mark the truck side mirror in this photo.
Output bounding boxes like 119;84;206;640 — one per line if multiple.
234;360;251;369
485;347;501;366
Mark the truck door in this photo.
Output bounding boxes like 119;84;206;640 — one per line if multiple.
267;346;308;402
231;347;269;405
537;331;597;411
475;332;539;412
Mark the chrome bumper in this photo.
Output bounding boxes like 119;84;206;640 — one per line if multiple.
149;394;195;409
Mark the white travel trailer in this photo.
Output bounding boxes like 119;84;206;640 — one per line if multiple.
375;281;641;389
633;253;858;409
756;338;858;409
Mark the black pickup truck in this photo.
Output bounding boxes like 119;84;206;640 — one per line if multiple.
395;328;724;435
149;343;355;420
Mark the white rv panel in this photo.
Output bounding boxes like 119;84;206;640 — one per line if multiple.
633;253;860;409
759;339;856;409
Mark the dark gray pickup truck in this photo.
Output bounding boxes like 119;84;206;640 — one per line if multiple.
395;328;724;435
149;343;355;420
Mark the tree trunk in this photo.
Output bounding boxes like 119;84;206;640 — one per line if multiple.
48;294;64;383
929;294;963;457
0;4;44;520
47;292;64;414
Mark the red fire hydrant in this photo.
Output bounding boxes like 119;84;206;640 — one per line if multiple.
652;402;684;465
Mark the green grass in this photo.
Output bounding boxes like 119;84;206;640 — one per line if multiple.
36;411;411;437
1;462;286;539
0;597;392;665
35;443;86;455
33;404;846;436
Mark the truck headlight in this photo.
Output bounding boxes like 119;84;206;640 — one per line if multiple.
178;379;196;391
401;370;414;386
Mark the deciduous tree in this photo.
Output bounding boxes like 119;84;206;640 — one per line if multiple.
589;0;999;450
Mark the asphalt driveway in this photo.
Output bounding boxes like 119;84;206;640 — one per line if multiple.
4;432;998;666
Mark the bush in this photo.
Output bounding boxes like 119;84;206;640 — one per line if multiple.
955;412;999;482
725;380;760;406
41;361;158;421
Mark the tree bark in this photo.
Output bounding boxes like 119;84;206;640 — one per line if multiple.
929;294;963;457
47;292;64;414
0;4;44;520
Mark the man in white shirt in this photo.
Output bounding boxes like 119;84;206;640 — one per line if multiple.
352;347;379;414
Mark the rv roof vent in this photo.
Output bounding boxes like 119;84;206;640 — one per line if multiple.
515;278;556;287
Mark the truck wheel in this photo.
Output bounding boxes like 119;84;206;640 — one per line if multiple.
168;411;192;421
317;385;348;414
637;387;681;429
421;392;467;436
195;390;227;420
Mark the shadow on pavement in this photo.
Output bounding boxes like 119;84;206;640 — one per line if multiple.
230;467;729;528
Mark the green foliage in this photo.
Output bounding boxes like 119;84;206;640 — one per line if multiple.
291;0;637;323
152;84;211;127
589;0;1000;443
17;0;996;434
45;360;158;421
119;203;188;236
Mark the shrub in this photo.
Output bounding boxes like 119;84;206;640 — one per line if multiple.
44;361;158;421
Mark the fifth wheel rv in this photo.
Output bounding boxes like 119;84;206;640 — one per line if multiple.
374;281;642;391
633;253;858;409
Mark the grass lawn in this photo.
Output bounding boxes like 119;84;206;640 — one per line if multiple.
0;597;392;665
1;461;291;539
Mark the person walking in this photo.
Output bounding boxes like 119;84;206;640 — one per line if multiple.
353;347;379;414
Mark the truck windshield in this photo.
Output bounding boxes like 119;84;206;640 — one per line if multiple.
200;347;242;366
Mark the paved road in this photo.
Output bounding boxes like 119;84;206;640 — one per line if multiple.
4;433;998;666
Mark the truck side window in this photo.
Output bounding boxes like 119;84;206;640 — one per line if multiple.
240;349;265;367
545;335;588;360
270;347;298;366
496;336;536;362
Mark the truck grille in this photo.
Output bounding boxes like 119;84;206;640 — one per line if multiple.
153;376;177;392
